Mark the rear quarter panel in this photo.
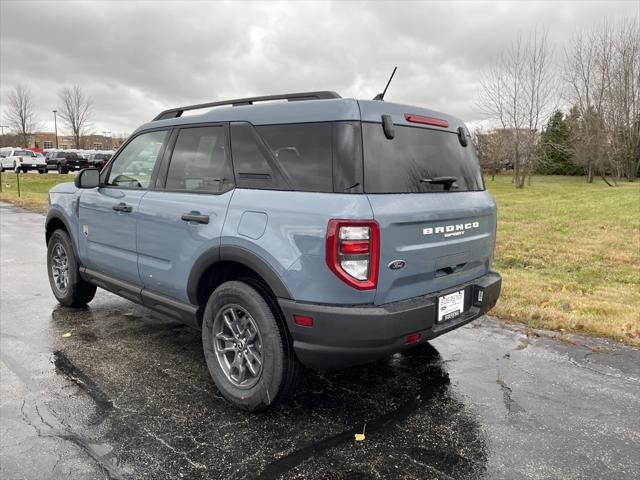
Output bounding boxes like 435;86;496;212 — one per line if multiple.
223;189;376;304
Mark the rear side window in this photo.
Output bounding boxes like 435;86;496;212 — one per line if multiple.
165;126;233;193
363;123;484;193
256;123;332;192
230;122;333;192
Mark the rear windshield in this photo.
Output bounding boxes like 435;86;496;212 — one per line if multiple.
62;152;79;158
14;150;30;156
363;123;484;193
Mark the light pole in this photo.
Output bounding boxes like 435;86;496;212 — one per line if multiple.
102;131;111;150
52;110;59;149
0;125;7;148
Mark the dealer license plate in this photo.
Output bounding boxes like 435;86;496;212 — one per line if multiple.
437;290;465;323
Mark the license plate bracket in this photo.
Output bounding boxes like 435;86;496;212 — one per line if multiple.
437;289;465;323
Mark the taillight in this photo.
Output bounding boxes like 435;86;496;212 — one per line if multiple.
326;220;379;290
18;156;23;162
64;158;69;165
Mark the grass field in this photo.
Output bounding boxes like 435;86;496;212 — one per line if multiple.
1;172;639;346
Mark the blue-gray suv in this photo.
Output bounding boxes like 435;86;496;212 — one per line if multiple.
45;91;501;411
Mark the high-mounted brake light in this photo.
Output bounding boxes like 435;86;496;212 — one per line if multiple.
404;113;449;128
326;220;379;290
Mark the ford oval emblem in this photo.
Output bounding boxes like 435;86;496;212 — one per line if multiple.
388;260;406;270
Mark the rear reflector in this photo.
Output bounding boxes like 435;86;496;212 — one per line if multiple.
339;240;370;255
404;333;421;345
293;315;313;327
404;113;449;128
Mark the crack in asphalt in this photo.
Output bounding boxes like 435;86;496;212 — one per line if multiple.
141;427;207;471
1;351;126;480
53;350;115;426
496;377;524;414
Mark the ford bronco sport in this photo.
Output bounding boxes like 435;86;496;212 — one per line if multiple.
45;91;501;411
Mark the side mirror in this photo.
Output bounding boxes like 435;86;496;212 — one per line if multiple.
74;168;100;189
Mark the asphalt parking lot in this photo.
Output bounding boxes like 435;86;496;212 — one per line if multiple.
1;202;639;480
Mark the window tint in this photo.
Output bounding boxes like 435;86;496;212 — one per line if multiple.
165;126;233;193
362;123;484;193
332;122;363;193
256;123;333;192
107;130;167;189
230;122;289;190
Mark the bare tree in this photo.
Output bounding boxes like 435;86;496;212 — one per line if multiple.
564;20;640;183
58;85;93;149
6;84;39;147
477;27;556;188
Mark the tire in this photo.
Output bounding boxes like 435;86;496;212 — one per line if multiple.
202;280;301;412
22;168;29;174
38;168;46;174
47;229;97;307
57;164;69;174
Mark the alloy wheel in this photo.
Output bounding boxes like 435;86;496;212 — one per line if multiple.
212;305;263;388
51;243;69;292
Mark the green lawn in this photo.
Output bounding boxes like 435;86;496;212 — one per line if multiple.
2;172;639;345
486;175;640;346
0;172;69;212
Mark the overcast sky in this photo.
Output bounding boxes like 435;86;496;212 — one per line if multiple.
1;0;637;136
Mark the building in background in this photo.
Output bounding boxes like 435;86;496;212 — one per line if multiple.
27;132;126;150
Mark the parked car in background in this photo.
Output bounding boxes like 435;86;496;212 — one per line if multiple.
0;148;47;173
45;151;89;174
86;152;110;169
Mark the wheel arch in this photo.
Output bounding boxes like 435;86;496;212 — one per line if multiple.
188;245;293;324
45;211;79;261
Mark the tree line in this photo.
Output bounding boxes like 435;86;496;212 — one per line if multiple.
475;20;639;187
3;84;126;149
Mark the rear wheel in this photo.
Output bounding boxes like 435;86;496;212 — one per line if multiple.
57;164;68;174
38;168;46;174
47;229;97;307
202;280;301;411
22;168;29;173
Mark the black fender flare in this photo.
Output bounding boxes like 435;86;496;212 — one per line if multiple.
45;210;80;261
186;244;292;305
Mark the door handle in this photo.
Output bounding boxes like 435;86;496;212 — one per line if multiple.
112;202;132;213
181;212;209;224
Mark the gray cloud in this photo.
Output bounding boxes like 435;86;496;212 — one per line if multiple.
1;0;637;135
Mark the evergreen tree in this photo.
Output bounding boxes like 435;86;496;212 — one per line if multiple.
538;110;584;175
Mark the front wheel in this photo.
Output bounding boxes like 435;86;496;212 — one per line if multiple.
202;280;301;411
47;229;97;307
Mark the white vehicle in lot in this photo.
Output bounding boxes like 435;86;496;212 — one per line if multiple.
0;148;47;173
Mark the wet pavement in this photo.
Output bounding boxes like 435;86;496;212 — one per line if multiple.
1;201;639;480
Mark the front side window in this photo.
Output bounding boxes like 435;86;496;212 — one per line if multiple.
106;130;167;189
165;126;233;193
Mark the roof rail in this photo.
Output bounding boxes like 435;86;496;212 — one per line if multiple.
152;91;341;121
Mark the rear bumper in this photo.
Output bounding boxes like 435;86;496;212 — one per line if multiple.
278;270;501;369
